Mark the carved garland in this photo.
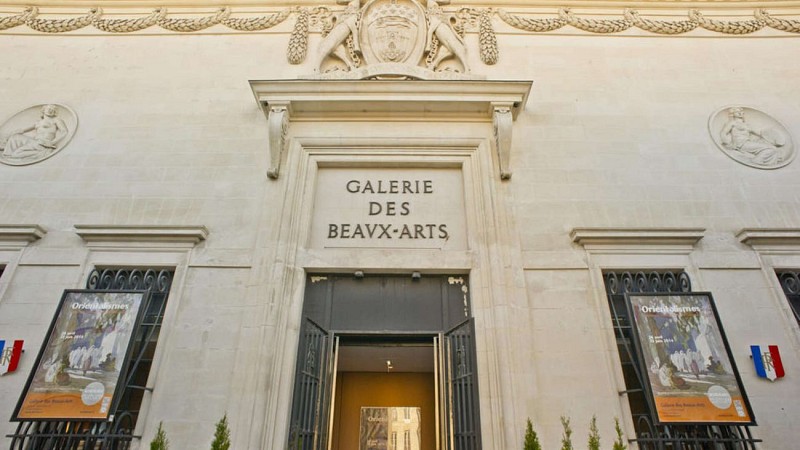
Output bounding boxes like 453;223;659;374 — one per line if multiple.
479;10;499;65
287;7;309;64
0;7;798;68
1;7;798;38
498;8;797;35
0;6;291;33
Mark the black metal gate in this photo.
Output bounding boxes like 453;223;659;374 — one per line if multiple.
442;318;482;450
288;318;334;450
7;268;173;450
604;271;759;449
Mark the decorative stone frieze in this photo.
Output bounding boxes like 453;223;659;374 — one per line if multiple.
0;104;78;167
708;106;795;170
2;6;799;37
499;8;799;35
0;6;291;33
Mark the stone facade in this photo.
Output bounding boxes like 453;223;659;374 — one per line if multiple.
1;1;799;449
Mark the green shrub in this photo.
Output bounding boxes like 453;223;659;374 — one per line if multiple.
150;422;169;450
559;416;573;450
613;417;628;450
587;415;600;450
523;418;542;450
211;414;232;450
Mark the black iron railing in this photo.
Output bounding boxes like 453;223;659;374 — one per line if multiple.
777;271;800;327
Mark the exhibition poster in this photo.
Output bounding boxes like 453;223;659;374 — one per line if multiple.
14;290;147;420
626;293;754;424
360;407;421;450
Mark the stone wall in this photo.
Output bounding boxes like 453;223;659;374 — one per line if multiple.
1;5;799;449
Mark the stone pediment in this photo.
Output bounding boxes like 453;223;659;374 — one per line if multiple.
250;79;532;179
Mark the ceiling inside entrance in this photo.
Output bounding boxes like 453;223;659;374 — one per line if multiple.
338;345;434;373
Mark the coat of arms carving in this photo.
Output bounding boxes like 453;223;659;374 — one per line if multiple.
313;0;477;80
360;0;425;66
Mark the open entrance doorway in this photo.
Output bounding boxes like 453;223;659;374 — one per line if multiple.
288;275;481;450
332;337;435;450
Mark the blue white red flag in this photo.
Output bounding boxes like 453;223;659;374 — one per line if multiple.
751;345;784;381
0;340;24;375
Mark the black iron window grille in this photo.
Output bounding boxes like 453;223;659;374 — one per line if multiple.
777;270;800;327
8;268;173;450
604;271;759;450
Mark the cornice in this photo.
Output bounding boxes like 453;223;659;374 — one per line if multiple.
737;228;800;248
74;225;209;249
0;224;46;247
250;79;532;121
571;227;706;248
250;79;532;179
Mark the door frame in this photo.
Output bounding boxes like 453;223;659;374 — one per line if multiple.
255;133;525;450
292;326;482;450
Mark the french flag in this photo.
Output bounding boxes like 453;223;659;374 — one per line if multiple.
751;345;785;381
0;340;24;375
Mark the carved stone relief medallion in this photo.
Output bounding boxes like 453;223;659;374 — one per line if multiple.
0;104;78;166
708;106;795;170
360;0;426;66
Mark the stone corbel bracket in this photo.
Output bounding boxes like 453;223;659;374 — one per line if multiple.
266;102;290;179
492;102;514;180
249;79;532;180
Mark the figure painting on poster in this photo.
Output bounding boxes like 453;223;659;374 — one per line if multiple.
14;290;146;420
626;293;754;424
